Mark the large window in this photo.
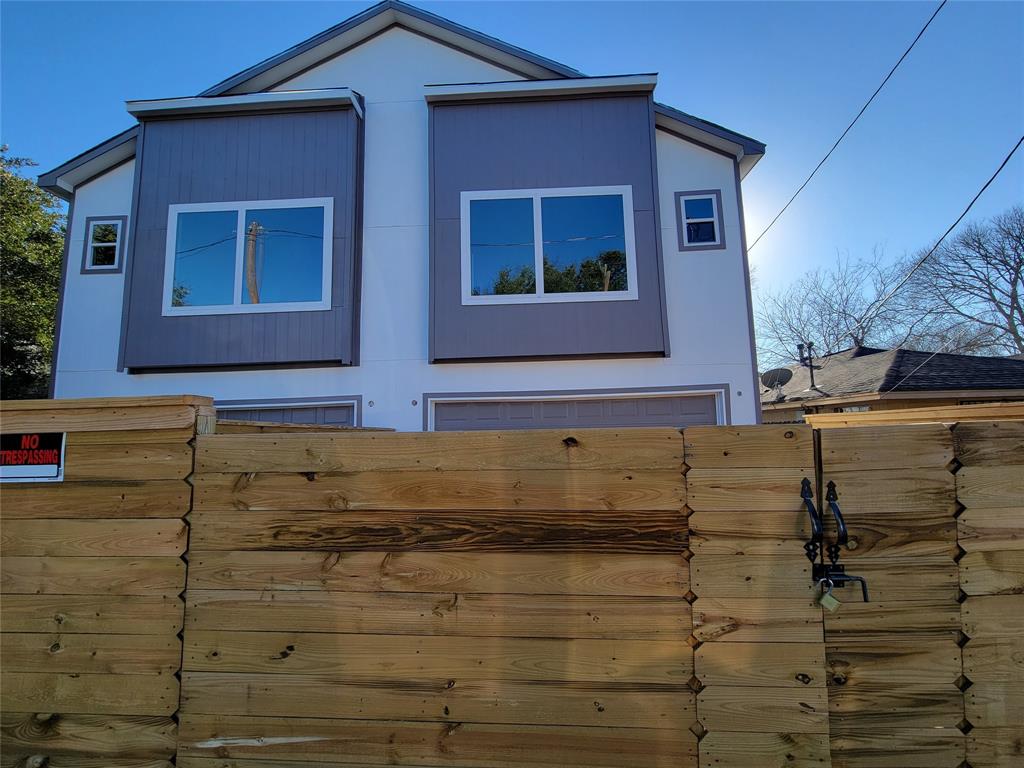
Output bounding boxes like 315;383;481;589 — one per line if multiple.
460;185;638;305
163;198;333;316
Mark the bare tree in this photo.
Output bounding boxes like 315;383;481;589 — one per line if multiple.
906;205;1024;354
755;207;1023;368
756;251;923;367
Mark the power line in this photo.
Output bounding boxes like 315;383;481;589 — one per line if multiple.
748;0;947;252
810;132;1023;376
857;133;1024;332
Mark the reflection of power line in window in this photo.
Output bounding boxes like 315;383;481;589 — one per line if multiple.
472;234;622;247
174;235;236;259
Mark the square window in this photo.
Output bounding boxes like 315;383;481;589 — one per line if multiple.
83;219;124;271
461;186;638;305
676;191;725;250
163;198;334;316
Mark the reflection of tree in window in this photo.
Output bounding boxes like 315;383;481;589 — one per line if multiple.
488;265;535;295
172;284;190;307
544;250;626;293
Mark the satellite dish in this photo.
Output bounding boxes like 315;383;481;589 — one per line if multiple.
760;367;794;389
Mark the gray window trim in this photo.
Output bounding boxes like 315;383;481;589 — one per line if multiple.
215;395;363;426
674;190;726;252
81;216;128;274
423;383;730;431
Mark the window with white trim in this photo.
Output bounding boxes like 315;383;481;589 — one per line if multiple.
85;219;123;270
163;198;333;316
675;190;725;250
460;185;639;305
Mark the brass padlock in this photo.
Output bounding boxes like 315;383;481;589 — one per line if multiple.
817;578;841;612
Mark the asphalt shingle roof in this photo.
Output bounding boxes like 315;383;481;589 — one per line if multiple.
762;346;1024;405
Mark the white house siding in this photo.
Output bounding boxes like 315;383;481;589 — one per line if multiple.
54;160;133;379
53;27;760;428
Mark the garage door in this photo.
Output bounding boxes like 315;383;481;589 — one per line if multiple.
433;394;718;431
217;404;355;427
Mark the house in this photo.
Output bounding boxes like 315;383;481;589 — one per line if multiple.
37;0;765;431
761;345;1024;423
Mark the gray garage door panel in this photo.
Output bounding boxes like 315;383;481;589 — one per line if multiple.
217;404;355;427
434;395;717;431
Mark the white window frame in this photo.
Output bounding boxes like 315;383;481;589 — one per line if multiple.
162;197;334;317
678;193;721;248
460;185;639;306
85;219;123;271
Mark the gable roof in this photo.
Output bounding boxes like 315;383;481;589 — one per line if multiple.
762;346;1024;406
37;0;765;200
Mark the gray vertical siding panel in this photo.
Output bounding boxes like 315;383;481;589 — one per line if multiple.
121;108;360;370
116;122;147;371
430;94;666;361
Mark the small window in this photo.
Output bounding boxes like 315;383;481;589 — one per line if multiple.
675;190;725;251
163;198;333;316
82;217;127;272
461;185;638;305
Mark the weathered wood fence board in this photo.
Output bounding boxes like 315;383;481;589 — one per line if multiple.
181;425;697;767
0;396;211;767
954;422;1024;768
819;423;965;768
686;425;831;766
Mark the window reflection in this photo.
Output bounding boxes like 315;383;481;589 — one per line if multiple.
242;207;325;304
469;198;535;295
542;194;627;293
172;210;237;307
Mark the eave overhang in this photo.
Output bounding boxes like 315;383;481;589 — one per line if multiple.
127;87;364;119
424;74;657;103
36;126;138;201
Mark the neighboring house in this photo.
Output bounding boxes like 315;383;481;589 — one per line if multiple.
761;346;1024;424
38;0;765;431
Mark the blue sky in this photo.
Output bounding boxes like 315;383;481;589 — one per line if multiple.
3;1;1021;292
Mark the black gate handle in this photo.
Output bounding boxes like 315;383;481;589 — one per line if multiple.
825;480;848;547
800;478;823;564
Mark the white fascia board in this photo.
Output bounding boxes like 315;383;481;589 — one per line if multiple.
127;88;363;119
424;74;657;102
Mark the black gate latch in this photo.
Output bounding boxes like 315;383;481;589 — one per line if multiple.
801;478;869;602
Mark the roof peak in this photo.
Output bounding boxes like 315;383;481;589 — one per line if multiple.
38;0;765;199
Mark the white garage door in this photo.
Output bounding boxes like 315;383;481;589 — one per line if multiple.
433;394;718;431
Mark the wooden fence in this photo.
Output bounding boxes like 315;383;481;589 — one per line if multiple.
1;397;1021;767
1;396;214;768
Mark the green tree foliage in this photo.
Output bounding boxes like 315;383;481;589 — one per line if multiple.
1;147;65;399
490;265;536;295
544;250;627;294
479;250;627;296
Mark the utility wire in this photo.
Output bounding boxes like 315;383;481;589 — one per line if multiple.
810;132;1023;377
856;133;1024;332
748;0;947;252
